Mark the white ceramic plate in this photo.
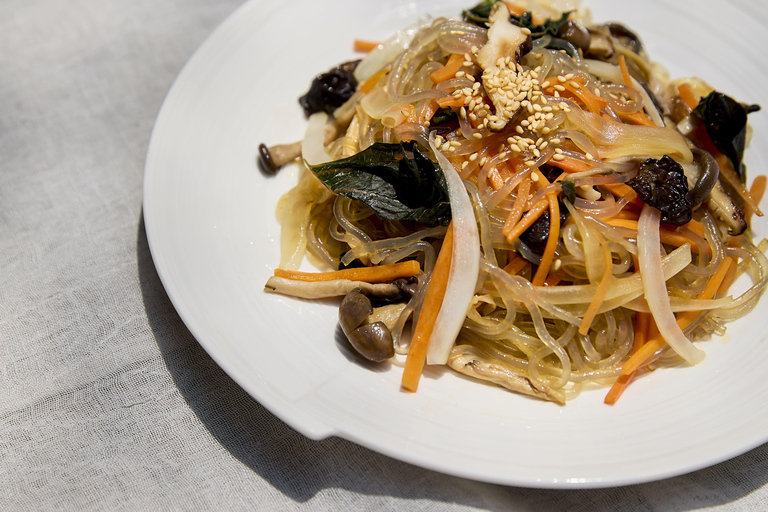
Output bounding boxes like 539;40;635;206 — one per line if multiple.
144;0;768;488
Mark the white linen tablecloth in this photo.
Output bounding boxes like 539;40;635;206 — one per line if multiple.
2;0;768;510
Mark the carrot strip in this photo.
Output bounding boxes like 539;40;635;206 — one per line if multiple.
621;256;734;375
717;255;738;296
436;96;467;108
354;39;381;53
548;154;594;174
601;182;640;205
617;110;655;126
579;242;613;334
430;53;465;84
274;260;420;284
505;199;548;244
402;226;454;392
747;175;767;222
604;312;650;404
502;175;532;238
544;269;566;286
617;55;633;87
360;68;389;94
532;171;560;286
501;1;528;15
503;252;528;276
677;83;699;110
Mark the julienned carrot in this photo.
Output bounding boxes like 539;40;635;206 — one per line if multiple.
717;255;738;296
402;225;454;392
548;154;595;174
502;175;532;238
601;183;639;205
501;1;528;15
531;171;560;286
677;82;699;111
579;242;613;335
274;260;420;284
604;312;651;404
621;256;734;375
748;175;767;222
436;96;467;108
617;55;633;88
548;78;607;114
430;53;465;84
504;252;528;276
354;39;382;53
505;198;548;244
360;68;389;94
618;110;655;126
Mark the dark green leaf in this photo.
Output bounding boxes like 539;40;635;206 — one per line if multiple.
693;91;758;182
310;142;451;226
510;10;572;38
462;0;496;26
561;180;576;204
462;0;572;38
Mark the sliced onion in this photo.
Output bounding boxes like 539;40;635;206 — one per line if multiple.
638;205;705;364
426;138;481;365
301;112;331;166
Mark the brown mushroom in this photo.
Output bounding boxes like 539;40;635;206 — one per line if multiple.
339;288;395;362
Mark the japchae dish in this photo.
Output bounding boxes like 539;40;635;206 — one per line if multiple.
259;0;767;404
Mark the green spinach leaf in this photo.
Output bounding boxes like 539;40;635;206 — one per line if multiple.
309;142;451;226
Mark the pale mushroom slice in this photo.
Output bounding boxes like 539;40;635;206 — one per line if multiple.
447;349;566;404
264;276;399;299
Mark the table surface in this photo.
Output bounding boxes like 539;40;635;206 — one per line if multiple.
3;0;768;510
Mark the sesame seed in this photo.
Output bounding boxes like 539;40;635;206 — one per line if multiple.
463;60;473;67
569;81;581;89
565;73;574;80
552;153;565;161
585;153;594;161
540;141;549;149
525;160;536;167
461;161;469;169
541;126;551;134
521;119;530;127
448;146;456;152
469;153;478;162
464;53;471;61
553;84;566;92
470;45;478;54
510;144;521;153
557;76;566;83
533;148;541;158
460;107;467;118
553;259;562;271
516;126;524;134
450;140;460;147
472;132;483;139
455;71;466;78
469;113;477;121
479;157;487;166
521;27;532;35
554;148;563;154
594;88;602;97
541;80;550;88
441;142;450;151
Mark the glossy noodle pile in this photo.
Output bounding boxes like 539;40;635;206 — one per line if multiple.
261;0;767;404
